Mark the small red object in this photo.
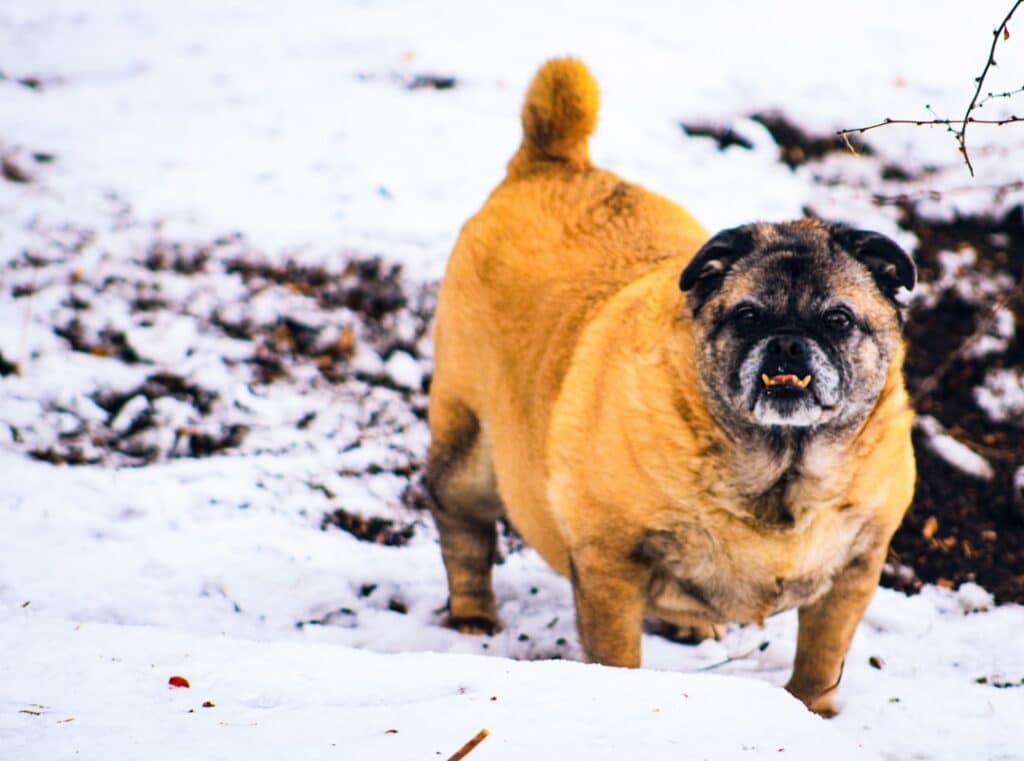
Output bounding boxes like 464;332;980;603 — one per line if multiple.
168;675;190;688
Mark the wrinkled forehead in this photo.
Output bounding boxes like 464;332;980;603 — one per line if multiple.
724;247;878;314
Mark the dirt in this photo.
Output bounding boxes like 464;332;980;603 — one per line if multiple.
750;112;875;168
11;235;433;468
679;123;754;151
222;255;426;386
883;201;1024;603
680;112;873;167
320;507;417;547
405;74;456;91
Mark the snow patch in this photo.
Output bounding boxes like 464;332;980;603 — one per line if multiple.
916;415;995;481
974;367;1024;425
385;350;424;391
0;616;874;761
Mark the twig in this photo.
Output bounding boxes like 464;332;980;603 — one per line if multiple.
693;640;770;672
447;728;490;761
840;116;1024;132
958;0;1023;175
837;0;1023;175
979;84;1024;107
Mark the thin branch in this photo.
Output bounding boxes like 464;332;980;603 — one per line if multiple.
840;131;860;156
447;729;490;761
837;0;1023;175
958;0;1023;175
693;640;771;672
978;83;1024;107
839;115;1024;133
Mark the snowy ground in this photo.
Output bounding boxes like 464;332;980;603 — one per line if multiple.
2;1;1024;759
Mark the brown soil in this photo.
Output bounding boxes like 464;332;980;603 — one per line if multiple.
884;202;1024;603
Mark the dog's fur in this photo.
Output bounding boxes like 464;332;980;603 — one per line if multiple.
426;58;916;716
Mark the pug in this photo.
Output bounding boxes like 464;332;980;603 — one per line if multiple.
426;57;916;716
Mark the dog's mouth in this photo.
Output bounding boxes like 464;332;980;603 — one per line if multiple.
747;360;822;422
760;373;812;389
734;338;842;426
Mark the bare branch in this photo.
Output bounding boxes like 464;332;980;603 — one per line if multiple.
958;0;1023;175
837;0;1023;175
839;115;1024;134
978;84;1024;107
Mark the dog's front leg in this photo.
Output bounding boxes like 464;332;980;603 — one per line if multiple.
569;546;648;668
785;541;888;717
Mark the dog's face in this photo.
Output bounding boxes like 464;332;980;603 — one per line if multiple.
679;220;915;433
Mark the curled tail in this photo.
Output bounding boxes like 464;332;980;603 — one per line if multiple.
507;57;599;178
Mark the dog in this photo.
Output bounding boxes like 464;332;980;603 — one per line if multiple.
426;58;916;716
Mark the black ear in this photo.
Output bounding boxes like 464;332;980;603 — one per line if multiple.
679;226;755;313
832;227;916;298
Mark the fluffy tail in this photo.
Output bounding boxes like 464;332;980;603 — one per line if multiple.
507;57;599;177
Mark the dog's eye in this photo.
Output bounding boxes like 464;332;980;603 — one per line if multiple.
823;308;854;332
734;304;760;325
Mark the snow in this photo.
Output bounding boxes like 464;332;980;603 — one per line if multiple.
2;0;1024;759
975;367;1024;425
385;350;425;391
4;453;1024;760
916;415;997;481
2;617;873;761
911;247;1016;312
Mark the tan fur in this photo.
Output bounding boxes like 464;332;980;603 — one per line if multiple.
427;58;915;716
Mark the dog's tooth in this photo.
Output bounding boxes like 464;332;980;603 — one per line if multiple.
799;375;812;388
761;373;772;387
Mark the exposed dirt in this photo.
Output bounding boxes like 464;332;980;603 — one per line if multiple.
680;112;874;167
320;506;416;547
222;256;425;386
679;122;754;151
884;201;1024;603
9;235;433;469
750;112;875;168
405;74;456;91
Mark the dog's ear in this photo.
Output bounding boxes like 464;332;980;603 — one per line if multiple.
679;226;755;313
832;226;916;299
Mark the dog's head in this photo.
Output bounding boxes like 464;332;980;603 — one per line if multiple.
679;219;914;433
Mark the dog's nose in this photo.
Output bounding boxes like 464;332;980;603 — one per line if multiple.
767;335;808;359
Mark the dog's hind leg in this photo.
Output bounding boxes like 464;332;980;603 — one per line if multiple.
426;395;505;634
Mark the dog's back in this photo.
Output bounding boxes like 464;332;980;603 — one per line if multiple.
428;59;707;582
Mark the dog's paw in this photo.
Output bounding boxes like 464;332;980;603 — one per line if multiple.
447;614;503;636
785;680;838;718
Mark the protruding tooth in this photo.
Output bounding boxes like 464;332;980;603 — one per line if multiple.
798;375;812;388
761;373;772;387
